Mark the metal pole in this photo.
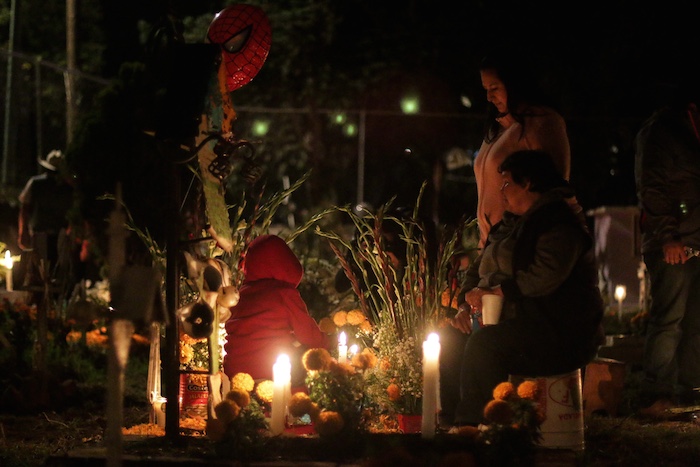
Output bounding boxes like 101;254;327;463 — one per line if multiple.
2;0;17;184
65;0;76;144
357;109;366;206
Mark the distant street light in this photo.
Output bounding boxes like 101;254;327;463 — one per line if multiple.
400;96;419;114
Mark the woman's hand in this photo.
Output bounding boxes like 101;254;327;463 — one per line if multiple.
450;303;474;334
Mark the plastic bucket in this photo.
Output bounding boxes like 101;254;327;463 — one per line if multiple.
511;368;585;451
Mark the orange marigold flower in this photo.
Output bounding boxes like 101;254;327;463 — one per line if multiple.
351;347;377;370
302;348;333;371
288;392;315;418
332;311;348;327
255;380;274;403
346;309;366;325
225;388;251;408
516;380;541;401
387;383;401;401
359;319;372;333
534;405;547;424
179;343;193;365
214;399;241;425
328;359;356;376
492;381;516;401
483;399;515;425
231;372;255;392
379;357;391;372
66;330;82;344
314;411;345;437
318;317;336;334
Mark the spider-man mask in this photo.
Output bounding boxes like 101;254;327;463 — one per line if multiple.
207;4;272;92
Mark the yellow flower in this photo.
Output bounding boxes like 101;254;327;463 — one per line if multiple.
492;381;516;400
359;319;373;333
288;392;316;418
516;380;541;401
231;372;255;392
302;348;333;371
179;343;193;365
214;399;241;425
332;311;348;327
255;380;274;403
225;387;251;408
318;316;336;334
351;347;377;370
386;383;401;402
314;411;344;436
346;309;366;325
483;399;515;425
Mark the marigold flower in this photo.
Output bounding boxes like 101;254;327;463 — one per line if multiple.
534;405;547;424
302;348;333;371
318;316;336;334
451;425;481;439
314;411;345;437
379;357;391;372
516;380;541;401
288;392;315;418
179;343;194;365
328;359;356;376
483;399;515;425
351;348;377;370
386;383;401;401
255;380;274;403
359;320;373;333
231;372;255;392
332;311;348;327
225;387;251;408
492;381;516;400
346;309;366;325
214;399;241;425
66;330;82;344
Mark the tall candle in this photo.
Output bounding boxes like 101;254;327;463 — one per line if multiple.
2;250;13;292
338;331;348;364
421;332;440;439
271;353;291;435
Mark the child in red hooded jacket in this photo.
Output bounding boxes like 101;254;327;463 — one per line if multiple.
223;234;331;385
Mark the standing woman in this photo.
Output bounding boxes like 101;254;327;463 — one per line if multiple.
474;48;572;248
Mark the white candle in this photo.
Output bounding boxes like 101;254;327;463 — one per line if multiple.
271;353;291;435
614;285;626;322
421;332;440;439
338;331;348;364
2;250;13;292
152;396;167;428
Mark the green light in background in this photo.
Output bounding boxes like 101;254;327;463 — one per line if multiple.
400;96;419;114
333;112;347;125
252;120;270;136
343;123;357;137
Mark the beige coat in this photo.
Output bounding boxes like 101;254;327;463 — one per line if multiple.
474;106;570;248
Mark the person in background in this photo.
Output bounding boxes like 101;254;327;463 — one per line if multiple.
474;47;572;249
634;74;700;419
17;149;76;291
223;234;332;386
446;149;603;427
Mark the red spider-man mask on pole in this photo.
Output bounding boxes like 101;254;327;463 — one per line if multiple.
207;4;272;92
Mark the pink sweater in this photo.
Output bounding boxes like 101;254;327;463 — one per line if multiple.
474;106;570;248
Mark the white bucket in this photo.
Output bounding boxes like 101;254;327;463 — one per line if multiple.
511;368;585;451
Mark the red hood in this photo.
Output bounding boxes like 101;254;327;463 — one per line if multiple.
242;234;303;286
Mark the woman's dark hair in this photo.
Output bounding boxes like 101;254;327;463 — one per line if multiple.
480;47;561;143
498;149;569;193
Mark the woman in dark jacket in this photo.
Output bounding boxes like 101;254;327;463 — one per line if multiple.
449;149;604;426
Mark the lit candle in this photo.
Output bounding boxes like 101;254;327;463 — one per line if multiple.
2;250;13;292
614;285;626;322
349;344;358;359
152;396;167;428
338;331;348;364
271;353;291;435
421;332;440;439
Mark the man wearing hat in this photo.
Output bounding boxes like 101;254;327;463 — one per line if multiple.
17;149;75;286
